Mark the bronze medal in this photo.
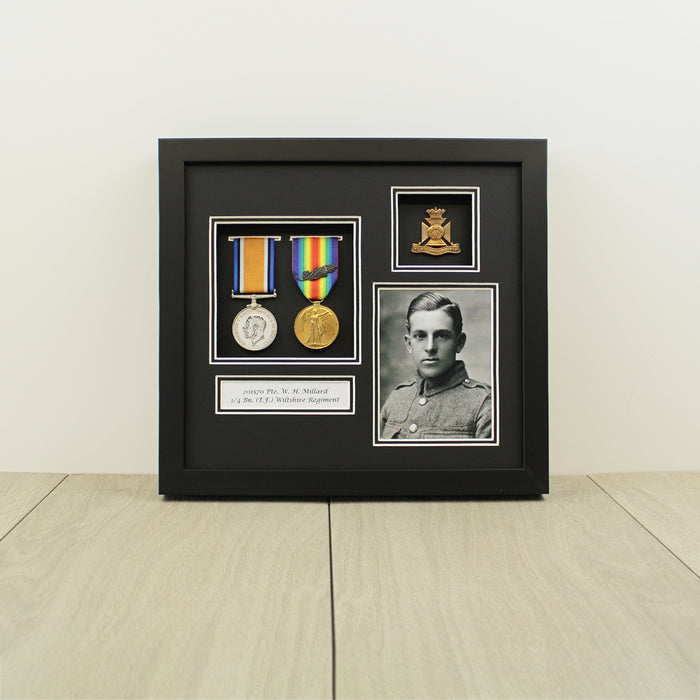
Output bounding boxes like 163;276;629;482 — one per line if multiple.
293;302;339;350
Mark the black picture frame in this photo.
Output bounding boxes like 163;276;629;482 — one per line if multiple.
159;138;548;497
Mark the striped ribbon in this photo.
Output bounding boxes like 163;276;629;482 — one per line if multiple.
232;237;276;295
291;237;339;301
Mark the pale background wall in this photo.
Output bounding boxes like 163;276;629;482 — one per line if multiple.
1;0;698;475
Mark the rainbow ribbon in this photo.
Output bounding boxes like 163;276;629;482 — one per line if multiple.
291;237;339;302
232;237;276;295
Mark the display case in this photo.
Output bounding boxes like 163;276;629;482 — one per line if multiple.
158;138;548;496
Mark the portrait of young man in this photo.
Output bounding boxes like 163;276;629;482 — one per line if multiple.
377;287;496;442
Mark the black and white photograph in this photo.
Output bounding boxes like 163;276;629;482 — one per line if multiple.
374;283;498;445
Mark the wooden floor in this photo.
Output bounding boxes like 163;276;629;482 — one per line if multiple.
0;473;698;699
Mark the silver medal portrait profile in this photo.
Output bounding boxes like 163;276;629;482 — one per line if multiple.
231;302;277;351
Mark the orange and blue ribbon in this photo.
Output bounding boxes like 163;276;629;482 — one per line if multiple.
291;237;339;302
232;237;275;295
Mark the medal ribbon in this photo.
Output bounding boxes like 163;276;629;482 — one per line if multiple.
291;237;339;302
232;237;276;295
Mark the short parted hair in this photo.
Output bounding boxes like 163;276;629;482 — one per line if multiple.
406;292;463;335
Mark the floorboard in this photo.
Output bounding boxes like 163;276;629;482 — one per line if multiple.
330;475;700;699
0;472;66;540
590;471;700;575
0;475;332;699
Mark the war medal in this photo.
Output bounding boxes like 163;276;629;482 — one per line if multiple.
290;235;341;349
411;207;461;255
229;235;280;351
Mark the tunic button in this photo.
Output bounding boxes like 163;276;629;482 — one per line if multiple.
409;423;418;433
418;397;427;405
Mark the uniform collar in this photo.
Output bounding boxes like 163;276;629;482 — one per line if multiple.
418;360;468;397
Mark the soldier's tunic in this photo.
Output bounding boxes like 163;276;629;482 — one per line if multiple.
380;361;492;440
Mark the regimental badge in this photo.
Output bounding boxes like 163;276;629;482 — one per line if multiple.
411;207;461;255
291;236;341;350
229;235;280;351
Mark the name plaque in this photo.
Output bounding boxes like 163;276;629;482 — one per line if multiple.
216;376;354;414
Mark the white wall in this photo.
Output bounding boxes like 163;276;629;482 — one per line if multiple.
1;0;698;475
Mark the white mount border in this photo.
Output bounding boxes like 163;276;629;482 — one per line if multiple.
209;216;362;365
391;186;481;273
215;375;356;416
372;282;499;447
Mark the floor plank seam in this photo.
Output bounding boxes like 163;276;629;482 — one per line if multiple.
587;474;700;580
328;500;337;700
0;474;70;545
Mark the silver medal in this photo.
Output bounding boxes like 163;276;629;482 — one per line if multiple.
232;300;277;351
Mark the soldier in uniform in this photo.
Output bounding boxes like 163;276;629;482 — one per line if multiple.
380;291;492;440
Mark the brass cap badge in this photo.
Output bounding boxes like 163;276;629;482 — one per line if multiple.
411;207;461;255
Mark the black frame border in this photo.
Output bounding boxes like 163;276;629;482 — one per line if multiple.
159;138;548;497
